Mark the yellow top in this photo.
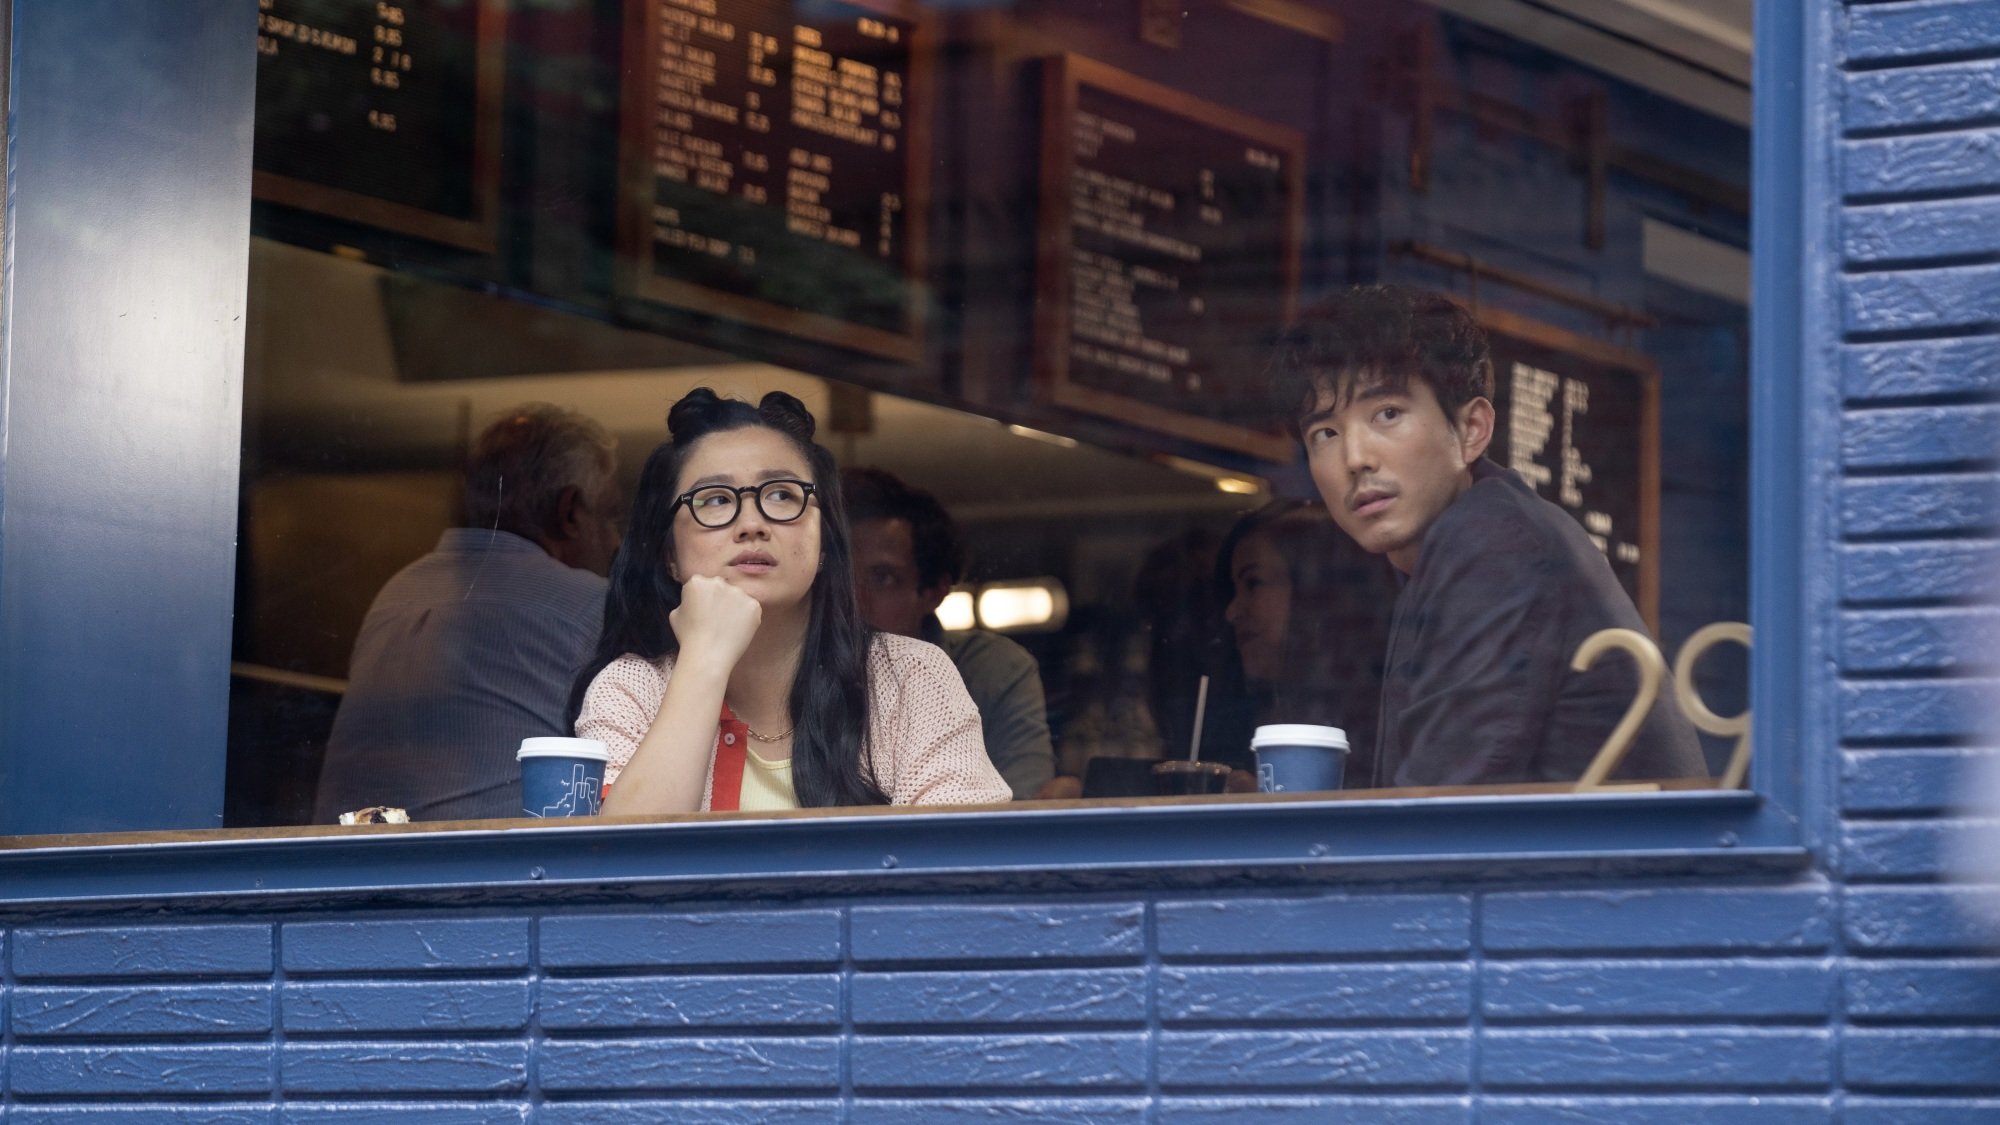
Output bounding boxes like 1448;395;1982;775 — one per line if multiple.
739;744;799;811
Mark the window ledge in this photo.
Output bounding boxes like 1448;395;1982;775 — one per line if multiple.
0;785;1805;910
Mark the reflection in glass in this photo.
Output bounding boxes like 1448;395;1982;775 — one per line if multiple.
230;0;1751;826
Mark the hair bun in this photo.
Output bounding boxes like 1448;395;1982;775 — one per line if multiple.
757;391;817;442
666;387;730;442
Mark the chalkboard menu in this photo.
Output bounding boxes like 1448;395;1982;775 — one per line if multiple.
254;0;506;252
1481;308;1661;628
1035;55;1304;462
618;0;928;360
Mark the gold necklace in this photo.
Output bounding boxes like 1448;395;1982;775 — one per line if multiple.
741;719;794;743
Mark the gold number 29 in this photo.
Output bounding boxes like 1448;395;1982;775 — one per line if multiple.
1570;623;1752;792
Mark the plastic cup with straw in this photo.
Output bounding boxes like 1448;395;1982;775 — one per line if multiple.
1152;675;1231;795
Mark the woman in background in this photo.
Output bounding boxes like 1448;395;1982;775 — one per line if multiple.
568;388;1011;813
1211;499;1398;782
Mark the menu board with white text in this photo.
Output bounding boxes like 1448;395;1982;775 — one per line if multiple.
1035;55;1303;461
618;0;927;358
1483;310;1661;627
254;0;506;251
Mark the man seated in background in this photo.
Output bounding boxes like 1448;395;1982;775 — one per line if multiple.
843;467;1061;800
313;404;623;821
1273;285;1704;788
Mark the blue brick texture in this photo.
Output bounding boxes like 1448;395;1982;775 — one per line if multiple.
1481;887;1833;953
281;919;528;973
1832;8;2000;1125
537;1036;841;1091
1842;472;2000;538
1847;1100;2000;1125
1842;338;2000;403
851;1101;1149;1124
1482;1099;1830;1124
1156;895;1473;956
1845;1029;2000;1091
850;903;1144;964
534;1105;834;1125
1847;887;2000;952
13;925;271;978
1159;964;1472;1022
1844;0;2000;63
11;985;273;1038
1158;1099;1469;1124
1847;960;2000;1019
278;1110;527;1125
279;1042;527;1095
852;1033;1149;1090
852;968;1148;1026
281;981;531;1033
5;1104;278;1112
539;973;841;1029
1841;608;2000;673
1481;961;1834;1020
1481;1029;1834;1089
1157;1030;1470;1088
8;1045;274;1095
3;3;1999;1123
1844;129;2000;200
538;909;840;969
1842;747;1993;813
1844;58;2000;133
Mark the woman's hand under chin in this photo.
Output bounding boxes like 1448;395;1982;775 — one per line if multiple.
670;573;764;673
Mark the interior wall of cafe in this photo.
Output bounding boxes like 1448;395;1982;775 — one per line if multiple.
234;0;1755;820
5;0;2000;1120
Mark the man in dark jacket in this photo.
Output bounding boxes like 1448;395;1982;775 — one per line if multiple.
1273;285;1704;788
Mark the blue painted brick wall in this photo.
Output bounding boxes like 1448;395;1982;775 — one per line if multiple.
0;885;1969;1119
2;1;1998;1120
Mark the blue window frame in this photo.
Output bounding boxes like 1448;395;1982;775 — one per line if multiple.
0;0;1819;905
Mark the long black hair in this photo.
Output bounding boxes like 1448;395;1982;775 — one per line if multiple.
567;388;887;807
1208;499;1398;768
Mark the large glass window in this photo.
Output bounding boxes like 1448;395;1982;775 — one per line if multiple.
226;0;1754;828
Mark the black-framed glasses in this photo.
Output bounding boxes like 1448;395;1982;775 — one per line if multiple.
671;479;817;529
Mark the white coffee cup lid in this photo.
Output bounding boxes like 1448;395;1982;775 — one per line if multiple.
518;737;610;762
1251;724;1349;751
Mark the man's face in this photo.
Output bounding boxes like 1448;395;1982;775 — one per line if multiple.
1301;374;1491;574
850;516;943;637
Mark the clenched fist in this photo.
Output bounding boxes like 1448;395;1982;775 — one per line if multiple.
670;573;763;674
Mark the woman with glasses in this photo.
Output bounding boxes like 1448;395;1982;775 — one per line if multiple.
566;388;1012;813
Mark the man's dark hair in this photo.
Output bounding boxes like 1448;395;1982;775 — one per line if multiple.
841;466;967;590
1270;284;1494;436
462;404;615;538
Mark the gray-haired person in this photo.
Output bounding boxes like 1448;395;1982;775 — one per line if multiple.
313;404;624;822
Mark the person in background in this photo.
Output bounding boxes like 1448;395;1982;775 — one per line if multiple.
313;403;623;822
1212;499;1398;784
569;390;1011;813
842;466;1059;800
1272;284;1704;787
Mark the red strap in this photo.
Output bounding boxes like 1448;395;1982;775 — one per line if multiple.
708;703;748;812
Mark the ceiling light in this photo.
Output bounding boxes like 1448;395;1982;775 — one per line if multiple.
1004;424;1079;449
975;579;1070;633
936;590;976;632
1159;454;1267;494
